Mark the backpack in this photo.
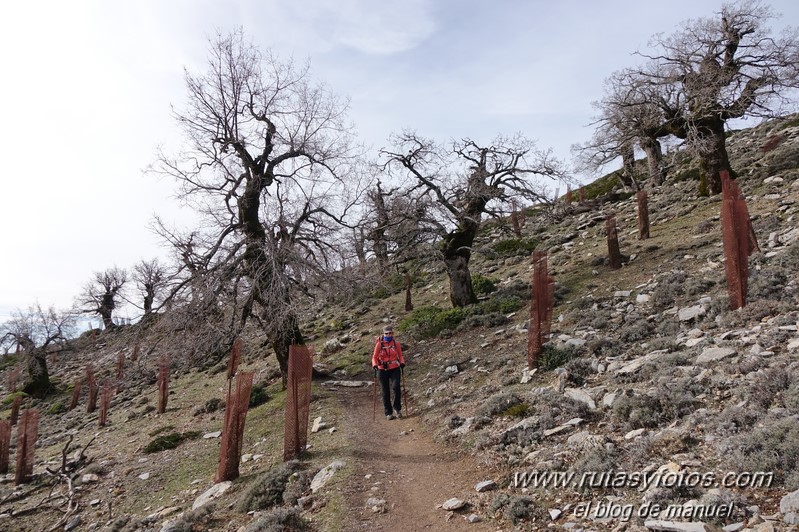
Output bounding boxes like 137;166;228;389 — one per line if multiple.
375;336;401;370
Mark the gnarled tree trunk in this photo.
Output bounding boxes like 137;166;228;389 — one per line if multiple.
441;220;479;308
640;136;666;187
696;118;730;195
23;351;50;398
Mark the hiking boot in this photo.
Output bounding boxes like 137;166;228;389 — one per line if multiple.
395;411;403;419
386;414;395;420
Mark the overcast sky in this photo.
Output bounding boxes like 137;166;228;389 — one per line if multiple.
1;0;797;323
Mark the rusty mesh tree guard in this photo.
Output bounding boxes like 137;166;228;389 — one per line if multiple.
68;379;83;411
117;352;126;380
578;187;586;203
510;210;522;237
7;368;19;392
721;171;759;310
14;409;39;485
405;272;413;311
606;216;622;269
527;251;555;369
10;396;21;426
99;380;114;427
0;420;9;474
157;355;169;414
565;187;573;205
283;344;313;461
227;338;243;380
86;366;98;414
637;190;650;240
131;341;140;363
215;370;254;482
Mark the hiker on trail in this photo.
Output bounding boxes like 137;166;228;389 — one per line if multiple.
372;325;405;420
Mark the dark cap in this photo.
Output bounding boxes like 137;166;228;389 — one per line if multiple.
382;325;393;334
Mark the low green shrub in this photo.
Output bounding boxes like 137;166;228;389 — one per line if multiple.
244;507;308;532
249;384;271;408
46;401;66;415
471;274;497;295
539;345;578;371
476;392;521;418
501;403;530;417
493;238;538;257
400;306;469;339
730;417;799;488
238;462;301;512
143;431;201;453
2;391;28;405
481;295;524;314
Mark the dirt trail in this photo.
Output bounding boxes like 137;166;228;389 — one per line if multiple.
333;387;501;532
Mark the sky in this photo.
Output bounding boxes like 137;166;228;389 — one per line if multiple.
1;0;798;323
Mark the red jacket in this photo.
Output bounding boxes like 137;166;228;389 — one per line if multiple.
372;337;405;370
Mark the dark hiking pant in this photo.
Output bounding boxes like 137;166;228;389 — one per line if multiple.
378;367;402;415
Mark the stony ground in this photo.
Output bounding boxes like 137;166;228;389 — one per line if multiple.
1;115;799;531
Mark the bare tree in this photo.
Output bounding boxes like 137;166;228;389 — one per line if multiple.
574;69;677;189
151;30;363;381
132;258;170;318
381;132;562;307
367;181;391;269
0;304;75;396
634;0;799;194
78;267;128;329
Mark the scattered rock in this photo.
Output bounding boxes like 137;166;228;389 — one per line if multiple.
192;481;232;510
311;460;346;493
451;417;474;436
81;473;100;483
148;506;181;520
550;508;563;520
679;305;706;322
445;365;459;374
311;417;327;433
138;472;150;480
203;431;222;439
520;367;537;384
602;392;618;408
64;515;81;531
543;424;573;437
466;513;482;523
567;431;605;449
321;380;371;387
441;498;467;511
366;497;387;513
780;488;799;525
625;428;647;440
696;347;736;364
475;480;495;492
564;388;596;409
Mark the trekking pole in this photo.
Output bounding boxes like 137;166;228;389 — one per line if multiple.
401;367;408;416
373;368;377;421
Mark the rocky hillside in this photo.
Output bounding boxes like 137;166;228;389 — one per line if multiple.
1;114;799;531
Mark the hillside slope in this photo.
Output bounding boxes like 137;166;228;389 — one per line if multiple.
2;114;799;531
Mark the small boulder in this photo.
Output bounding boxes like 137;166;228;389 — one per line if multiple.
192;481;232;510
311;460;346;493
441;498;467;511
696;347;736;364
475;480;495;492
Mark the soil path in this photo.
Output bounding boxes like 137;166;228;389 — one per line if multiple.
333;386;500;532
